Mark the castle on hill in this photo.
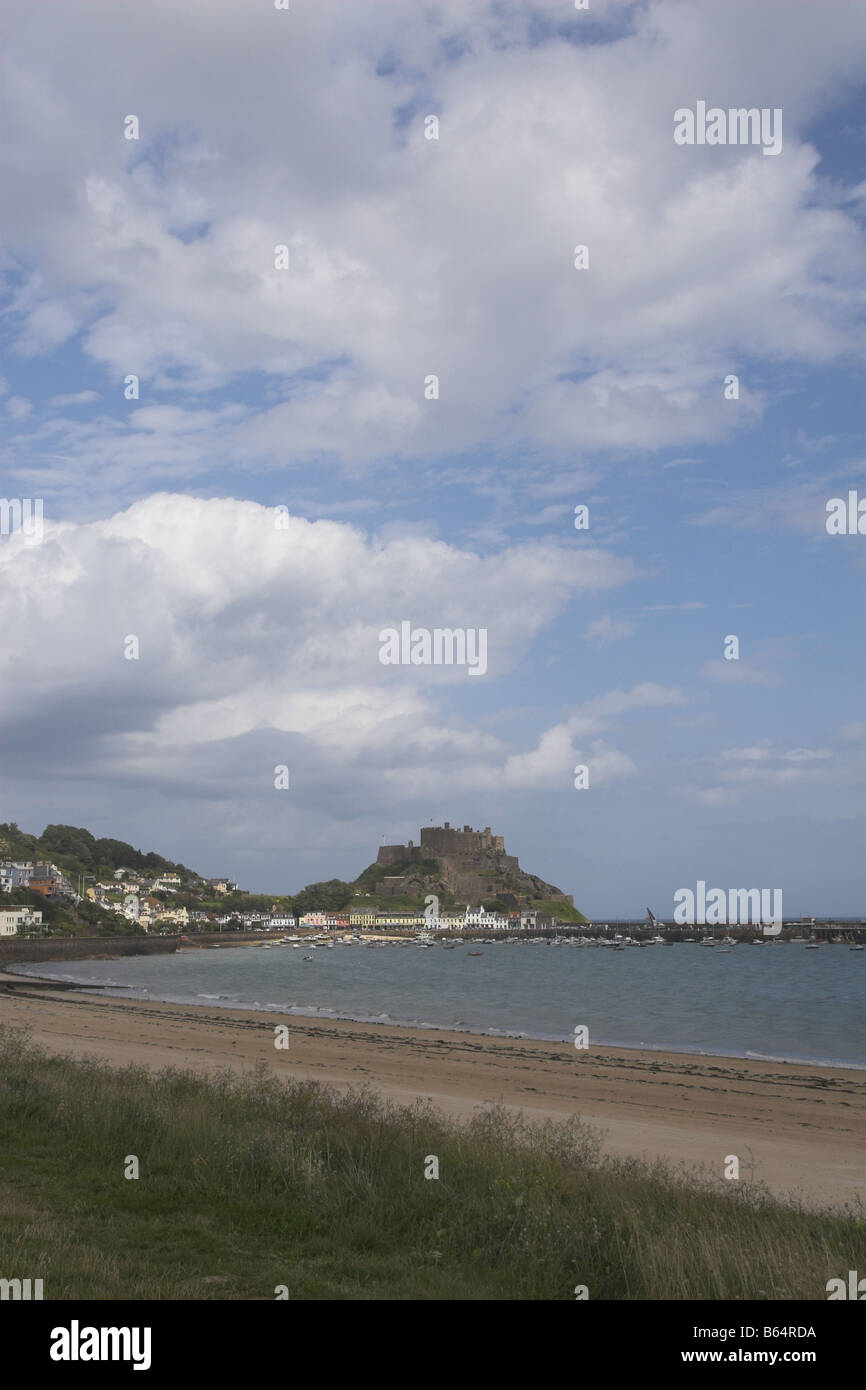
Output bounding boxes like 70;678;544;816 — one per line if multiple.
375;822;574;908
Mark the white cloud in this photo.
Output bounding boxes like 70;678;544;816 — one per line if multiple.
48;390;100;407
645;602;707;612
500;687;682;788
721;746;772;761
0;493;636;783
583;614;636;645
1;0;863;490
681;738;860;808
691;473;866;538
780;747;833;762
676;785;742;808
0;491;695;846
700;656;782;688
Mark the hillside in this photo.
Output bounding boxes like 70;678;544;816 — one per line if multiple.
0;822;190;889
369;823;585;920
0;887;147;937
1;821;585;924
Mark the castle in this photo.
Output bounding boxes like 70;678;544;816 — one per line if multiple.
375;822;574;907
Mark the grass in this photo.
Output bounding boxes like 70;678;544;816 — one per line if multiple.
529;898;587;923
0;1026;861;1300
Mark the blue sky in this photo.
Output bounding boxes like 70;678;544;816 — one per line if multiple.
1;0;863;914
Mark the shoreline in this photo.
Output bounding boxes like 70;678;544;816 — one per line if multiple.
4;960;865;1072
1;982;863;1209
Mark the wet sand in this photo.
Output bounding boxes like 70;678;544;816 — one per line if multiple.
1;982;863;1208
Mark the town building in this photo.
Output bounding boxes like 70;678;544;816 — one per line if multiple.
158;905;190;926
0;861;35;892
462;904;510;931
206;878;238;895
375;910;425;929
0;906;43;936
299;911;328;927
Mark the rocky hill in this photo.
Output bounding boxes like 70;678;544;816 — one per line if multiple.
371;822;582;917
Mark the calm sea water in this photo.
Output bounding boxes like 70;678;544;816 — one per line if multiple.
11;941;865;1067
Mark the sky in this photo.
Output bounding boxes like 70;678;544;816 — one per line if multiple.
1;0;864;915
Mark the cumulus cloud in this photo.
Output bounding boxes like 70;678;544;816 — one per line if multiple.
0;491;695;889
1;0;864;499
0;493;636;785
1;1;862;904
500;687;682;789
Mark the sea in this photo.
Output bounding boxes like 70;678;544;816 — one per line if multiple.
10;938;865;1067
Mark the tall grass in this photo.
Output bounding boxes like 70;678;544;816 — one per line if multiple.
0;1026;861;1300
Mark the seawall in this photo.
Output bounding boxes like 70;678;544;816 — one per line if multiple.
0;935;181;966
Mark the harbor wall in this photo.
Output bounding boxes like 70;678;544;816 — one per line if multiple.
0;935;181;966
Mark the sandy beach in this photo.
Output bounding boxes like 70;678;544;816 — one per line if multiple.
1;979;863;1209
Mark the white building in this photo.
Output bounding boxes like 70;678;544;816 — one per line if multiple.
0;906;43;937
462;905;511;931
0;861;35;893
121;894;140;923
422;906;511;932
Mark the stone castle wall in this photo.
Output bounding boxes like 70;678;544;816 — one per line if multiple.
420;825;505;858
377;825;510;870
376;844;411;868
372;823;572;906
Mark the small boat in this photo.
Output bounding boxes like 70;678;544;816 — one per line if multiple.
850;945;864;952
805;943;820;950
303;955;313;962
467;952;483;957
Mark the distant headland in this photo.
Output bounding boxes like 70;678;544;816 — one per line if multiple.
0;819;586;935
375;821;578;913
